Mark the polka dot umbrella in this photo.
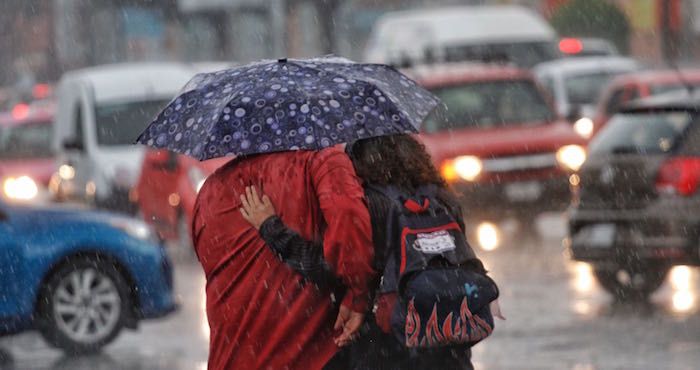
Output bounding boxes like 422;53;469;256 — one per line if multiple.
135;56;440;161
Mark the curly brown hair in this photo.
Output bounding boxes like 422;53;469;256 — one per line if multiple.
347;134;448;193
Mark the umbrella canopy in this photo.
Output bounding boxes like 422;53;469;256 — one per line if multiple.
135;56;440;161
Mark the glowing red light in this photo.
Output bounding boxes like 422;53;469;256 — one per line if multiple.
559;38;583;54
32;83;51;99
12;103;29;120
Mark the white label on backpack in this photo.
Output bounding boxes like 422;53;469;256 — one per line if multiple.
413;230;456;254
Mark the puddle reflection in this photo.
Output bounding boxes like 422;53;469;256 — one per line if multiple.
572;262;594;294
567;261;602;318
669;266;696;314
568;261;699;317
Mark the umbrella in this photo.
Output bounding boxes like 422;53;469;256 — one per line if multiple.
135;56;440;161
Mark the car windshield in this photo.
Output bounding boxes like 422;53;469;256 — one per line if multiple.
423;80;555;133
589;111;693;155
565;72;625;105
0;122;53;159
649;83;700;95
95;99;169;146
444;42;559;68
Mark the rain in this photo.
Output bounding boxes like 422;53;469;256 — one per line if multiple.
1;0;700;369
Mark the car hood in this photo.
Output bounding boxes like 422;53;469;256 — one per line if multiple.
0;157;55;185
420;120;586;164
6;202;129;229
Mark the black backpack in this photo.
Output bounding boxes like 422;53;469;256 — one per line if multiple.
370;184;499;349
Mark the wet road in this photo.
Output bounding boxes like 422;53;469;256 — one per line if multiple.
2;213;700;369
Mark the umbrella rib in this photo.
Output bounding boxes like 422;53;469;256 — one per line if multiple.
284;62;322;151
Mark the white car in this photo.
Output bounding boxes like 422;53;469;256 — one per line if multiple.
533;56;641;138
364;5;559;68
51;62;232;212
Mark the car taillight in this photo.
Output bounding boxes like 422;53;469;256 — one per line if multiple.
655;157;700;196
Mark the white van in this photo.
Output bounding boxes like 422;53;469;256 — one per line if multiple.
51;62;216;212
363;5;559;68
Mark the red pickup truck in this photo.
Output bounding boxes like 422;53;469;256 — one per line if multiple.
408;63;587;249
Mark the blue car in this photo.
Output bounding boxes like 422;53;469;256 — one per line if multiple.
0;199;176;354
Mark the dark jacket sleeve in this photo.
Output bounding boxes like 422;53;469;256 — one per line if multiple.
258;216;340;290
257;190;392;290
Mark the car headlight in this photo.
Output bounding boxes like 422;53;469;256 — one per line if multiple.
188;167;207;193
110;218;157;242
441;155;482;182
3;176;38;200
58;164;75;180
574;117;594;139
477;222;500;251
556;145;586;172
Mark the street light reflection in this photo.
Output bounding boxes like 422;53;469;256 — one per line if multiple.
670;265;691;291
672;291;694;313
573;301;592;316
669;266;696;313
573;262;594;293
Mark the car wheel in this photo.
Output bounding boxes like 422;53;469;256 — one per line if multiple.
593;264;669;301
37;258;130;355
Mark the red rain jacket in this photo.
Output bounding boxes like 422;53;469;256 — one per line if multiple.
192;148;375;370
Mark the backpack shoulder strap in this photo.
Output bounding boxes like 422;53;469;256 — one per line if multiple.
365;184;403;202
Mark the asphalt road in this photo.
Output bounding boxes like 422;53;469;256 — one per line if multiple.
2;213;700;369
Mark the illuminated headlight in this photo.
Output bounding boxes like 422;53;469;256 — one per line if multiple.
58;164;75;180
574;117;594;139
188;167;207;193
3;176;38;200
477;222;500;251
110;218;156;242
441;155;482;182
556;145;586;172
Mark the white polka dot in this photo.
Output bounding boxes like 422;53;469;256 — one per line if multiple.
300;104;310;113
235;108;246;117
329;100;340;108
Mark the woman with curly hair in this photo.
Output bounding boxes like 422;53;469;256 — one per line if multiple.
239;134;499;370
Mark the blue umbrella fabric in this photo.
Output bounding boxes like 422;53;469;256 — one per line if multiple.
135;56;440;161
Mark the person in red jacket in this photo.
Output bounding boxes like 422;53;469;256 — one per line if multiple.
191;147;376;370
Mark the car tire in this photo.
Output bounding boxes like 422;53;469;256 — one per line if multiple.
593;264;669;301
36;257;131;355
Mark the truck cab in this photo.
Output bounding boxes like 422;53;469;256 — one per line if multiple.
408;63;587;248
51;63;201;212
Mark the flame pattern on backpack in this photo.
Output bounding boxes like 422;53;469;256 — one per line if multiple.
404;296;493;348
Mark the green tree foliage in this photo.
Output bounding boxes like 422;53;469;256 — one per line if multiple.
549;0;630;54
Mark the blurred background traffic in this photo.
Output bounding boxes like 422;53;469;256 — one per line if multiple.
2;0;700;369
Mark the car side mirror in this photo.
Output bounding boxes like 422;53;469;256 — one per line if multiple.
566;105;582;123
63;138;85;152
0;208;7;222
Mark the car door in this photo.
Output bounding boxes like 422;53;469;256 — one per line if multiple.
0;203;21;317
137;150;181;239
